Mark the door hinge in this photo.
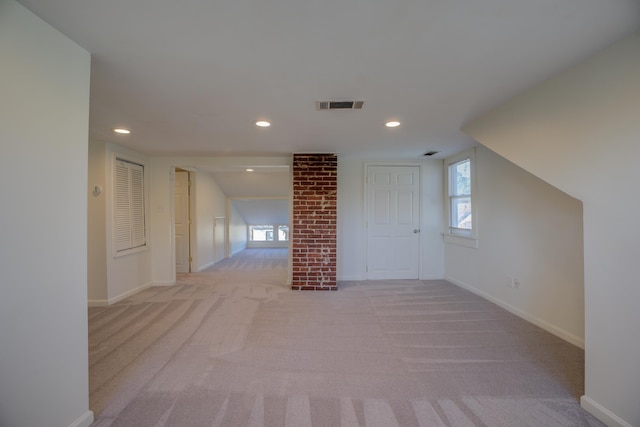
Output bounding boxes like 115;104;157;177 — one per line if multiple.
189;256;193;263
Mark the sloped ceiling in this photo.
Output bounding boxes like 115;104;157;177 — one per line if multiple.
16;0;640;161
231;199;289;225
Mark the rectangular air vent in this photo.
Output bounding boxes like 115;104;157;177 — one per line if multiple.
316;100;365;110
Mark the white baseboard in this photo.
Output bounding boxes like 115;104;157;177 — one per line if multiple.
153;280;176;287
445;275;585;349
196;262;215;272
420;274;445;280
88;299;109;307
68;410;94;427
581;395;632;427
108;282;154;305
89;282;154;306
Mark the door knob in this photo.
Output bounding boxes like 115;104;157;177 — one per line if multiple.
413;229;420;233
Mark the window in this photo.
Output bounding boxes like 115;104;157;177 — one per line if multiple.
114;158;146;253
449;158;472;233
445;148;476;244
249;224;289;242
250;225;274;241
278;225;289;241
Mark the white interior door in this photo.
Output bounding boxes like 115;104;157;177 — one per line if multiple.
175;170;190;273
367;165;420;279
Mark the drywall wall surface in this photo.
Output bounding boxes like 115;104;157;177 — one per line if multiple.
444;146;585;346
0;1;93;426
104;143;152;302
194;171;227;270
463;32;640;426
88;140;108;303
228;201;248;256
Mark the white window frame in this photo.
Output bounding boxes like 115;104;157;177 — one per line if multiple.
248;224;290;242
443;148;478;248
113;157;147;256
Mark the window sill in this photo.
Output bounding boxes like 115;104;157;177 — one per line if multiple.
114;245;149;258
442;233;478;249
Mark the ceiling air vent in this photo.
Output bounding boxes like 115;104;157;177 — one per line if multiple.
316;100;365;110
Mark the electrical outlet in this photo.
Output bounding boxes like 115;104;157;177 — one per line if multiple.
507;276;520;289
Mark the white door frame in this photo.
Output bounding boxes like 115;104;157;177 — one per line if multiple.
170;166;197;279
364;162;424;279
174;169;192;273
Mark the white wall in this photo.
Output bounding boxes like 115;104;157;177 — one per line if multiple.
463;31;640;427
88;140;108;302
193;171;227;271
88;142;152;305
444;145;585;347
228;201;248;256
337;157;445;281
103;143;152;303
0;1;93;426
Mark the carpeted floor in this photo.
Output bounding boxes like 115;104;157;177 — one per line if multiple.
88;248;602;426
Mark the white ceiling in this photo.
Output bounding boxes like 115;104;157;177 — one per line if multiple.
15;0;640;224
16;0;640;162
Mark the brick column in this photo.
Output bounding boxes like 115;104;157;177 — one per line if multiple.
291;154;337;290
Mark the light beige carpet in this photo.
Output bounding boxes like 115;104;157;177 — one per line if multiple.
88;248;602;426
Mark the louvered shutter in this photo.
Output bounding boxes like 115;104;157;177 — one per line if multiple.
114;159;146;252
129;164;145;248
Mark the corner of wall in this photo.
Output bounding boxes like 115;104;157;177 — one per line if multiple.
581;396;633;427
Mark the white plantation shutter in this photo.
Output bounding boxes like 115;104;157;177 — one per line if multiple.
114;159;146;252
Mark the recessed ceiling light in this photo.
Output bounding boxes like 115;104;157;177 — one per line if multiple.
113;128;131;134
255;121;271;127
246;168;254;172
385;121;400;128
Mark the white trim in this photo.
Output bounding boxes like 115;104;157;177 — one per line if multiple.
364;162;423;280
153;280;176;287
68;410;94;427
444;147;478;241
419;274;446;280
107;152;150;258
445;275;585;349
90;282;154;306
113;244;149;258
581;395;632;427
109;282;153;304
88;299;109;307
196;261;215;272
